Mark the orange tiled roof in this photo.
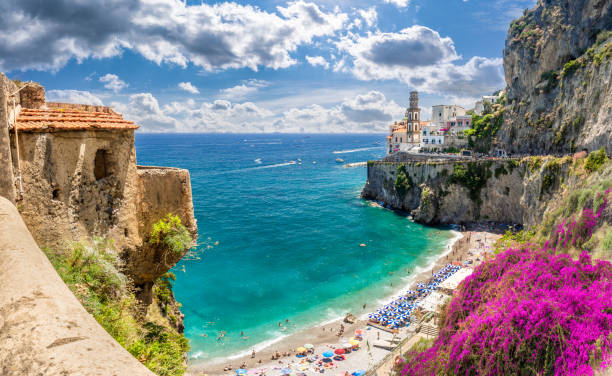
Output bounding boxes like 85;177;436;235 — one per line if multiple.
15;108;139;132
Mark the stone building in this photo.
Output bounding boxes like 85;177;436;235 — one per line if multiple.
0;73;196;302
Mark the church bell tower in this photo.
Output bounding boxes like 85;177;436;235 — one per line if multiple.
404;91;421;143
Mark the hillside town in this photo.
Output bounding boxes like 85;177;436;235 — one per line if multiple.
386;91;501;155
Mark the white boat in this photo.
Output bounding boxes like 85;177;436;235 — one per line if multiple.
336;158;344;163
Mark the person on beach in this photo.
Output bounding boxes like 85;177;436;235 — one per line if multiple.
252;349;256;358
363;303;366;310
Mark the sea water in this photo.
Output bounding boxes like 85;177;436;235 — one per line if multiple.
134;133;454;363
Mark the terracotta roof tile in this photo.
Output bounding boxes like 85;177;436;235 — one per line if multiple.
15;108;139;132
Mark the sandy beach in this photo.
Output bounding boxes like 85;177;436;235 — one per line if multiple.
188;223;505;376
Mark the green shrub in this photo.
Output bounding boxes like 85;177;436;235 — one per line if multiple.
394;165;413;199
43;240;189;376
494;165;509;178
450;163;489;203
154;272;176;315
540;159;561;197
467;110;504;153
150;214;193;255
585;147;608;173
540;70;559;93
561;59;581;78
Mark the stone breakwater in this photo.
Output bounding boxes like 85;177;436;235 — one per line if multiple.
361;156;583;227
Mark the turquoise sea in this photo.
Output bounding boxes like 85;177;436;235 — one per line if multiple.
134;133;455;363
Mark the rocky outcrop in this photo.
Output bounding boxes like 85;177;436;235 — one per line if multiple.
0;196;154;376
497;0;612;154
362;157;583;228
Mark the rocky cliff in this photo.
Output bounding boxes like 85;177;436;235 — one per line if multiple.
362;155;609;229
498;0;611;154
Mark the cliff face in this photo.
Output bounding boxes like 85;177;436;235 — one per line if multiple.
498;0;612;154
362;157;587;228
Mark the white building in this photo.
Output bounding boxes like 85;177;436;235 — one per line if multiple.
474;94;501;115
420;126;445;150
431;105;466;126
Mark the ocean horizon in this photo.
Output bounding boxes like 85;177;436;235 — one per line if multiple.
134;133;456;363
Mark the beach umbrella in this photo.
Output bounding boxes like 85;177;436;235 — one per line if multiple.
304;343;314;349
236;369;247;375
296;347;307;354
334;348;345;355
322;357;333;363
322;351;334;358
281;368;292;375
353;370;366;376
342;343;353;349
349;339;360;346
355;329;363;336
333;356;345;361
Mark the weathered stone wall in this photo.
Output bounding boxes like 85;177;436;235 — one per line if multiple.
11;129;198;303
137;166;197;237
11;130;141;252
362;157;578;227
0;73;17;203
0;196;154;376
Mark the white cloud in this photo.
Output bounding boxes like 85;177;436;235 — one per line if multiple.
0;0;348;72
358;7;378;28
178;82;199;94
305;55;330;69
46;90;104;106
110;90;401;133
383;0;410;8
337;26;505;98
219;79;269;101
111;93;177;131
99;74;128;93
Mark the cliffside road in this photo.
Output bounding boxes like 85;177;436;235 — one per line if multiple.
0;197;155;376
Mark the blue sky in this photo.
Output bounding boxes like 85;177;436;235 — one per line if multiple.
2;0;536;132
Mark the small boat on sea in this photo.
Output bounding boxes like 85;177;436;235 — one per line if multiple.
336;158;344;163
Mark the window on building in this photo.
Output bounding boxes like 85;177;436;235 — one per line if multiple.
400;137;403;142
94;149;110;180
409;113;412;120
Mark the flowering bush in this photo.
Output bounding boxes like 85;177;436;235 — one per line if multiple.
548;189;609;251
400;190;612;376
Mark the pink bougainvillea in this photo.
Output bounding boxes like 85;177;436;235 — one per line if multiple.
401;190;612;376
